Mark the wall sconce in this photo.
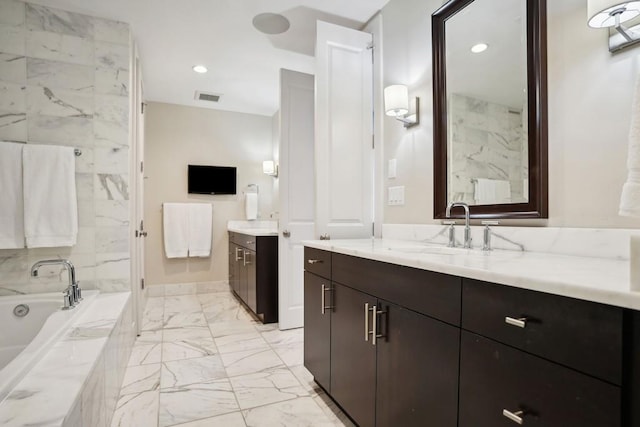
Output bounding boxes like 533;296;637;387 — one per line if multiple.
588;0;640;52
384;85;420;128
262;160;278;177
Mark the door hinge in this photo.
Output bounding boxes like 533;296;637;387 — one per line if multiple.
372;134;375;149
140;161;144;173
141;278;145;289
141;102;146;114
372;222;375;235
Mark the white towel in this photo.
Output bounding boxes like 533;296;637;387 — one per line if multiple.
0;142;25;249
163;203;189;258
474;178;512;204
188;203;212;257
620;73;640;217
23;144;78;248
245;192;258;220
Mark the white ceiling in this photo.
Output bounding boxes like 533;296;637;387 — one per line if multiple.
26;0;389;116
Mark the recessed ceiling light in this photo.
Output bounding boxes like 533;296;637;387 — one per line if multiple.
192;65;208;73
470;43;488;53
252;13;290;35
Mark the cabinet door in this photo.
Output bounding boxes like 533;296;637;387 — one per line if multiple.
245;249;257;312
303;272;331;391
459;331;621;427
376;301;460;427
331;283;376;427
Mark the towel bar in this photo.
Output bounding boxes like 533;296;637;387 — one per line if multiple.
74;148;82;156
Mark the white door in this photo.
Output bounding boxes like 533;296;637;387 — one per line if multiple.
315;21;374;240
278;69;315;330
131;48;146;335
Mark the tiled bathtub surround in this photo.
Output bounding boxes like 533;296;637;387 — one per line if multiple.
0;0;131;295
0;292;135;427
382;223;637;260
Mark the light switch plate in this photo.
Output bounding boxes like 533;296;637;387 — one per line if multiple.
388;185;405;206
388;159;397;179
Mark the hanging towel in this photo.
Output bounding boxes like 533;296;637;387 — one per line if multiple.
474;178;512;205
23;144;78;248
245;192;258;220
188;203;213;257
0;142;25;249
620;73;640;217
163;203;189;258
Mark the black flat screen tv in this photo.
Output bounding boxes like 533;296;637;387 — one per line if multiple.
188;165;237;195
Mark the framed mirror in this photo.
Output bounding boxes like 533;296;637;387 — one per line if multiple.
432;0;548;219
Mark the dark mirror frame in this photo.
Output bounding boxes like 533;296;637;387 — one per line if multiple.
432;0;548;219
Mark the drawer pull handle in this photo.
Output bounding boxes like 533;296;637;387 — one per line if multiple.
307;259;323;264
505;316;527;328
502;409;524;424
364;303;370;341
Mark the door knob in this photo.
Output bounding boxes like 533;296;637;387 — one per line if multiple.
283;230;291;238
140;231;148;237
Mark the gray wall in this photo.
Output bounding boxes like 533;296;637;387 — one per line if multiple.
0;0;131;294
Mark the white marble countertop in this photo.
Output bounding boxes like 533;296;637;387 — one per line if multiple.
303;238;640;310
227;220;278;237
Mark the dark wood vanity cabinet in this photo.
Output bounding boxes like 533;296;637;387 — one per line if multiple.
228;231;278;323
304;246;640;427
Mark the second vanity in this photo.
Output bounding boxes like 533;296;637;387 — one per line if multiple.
303;239;640;427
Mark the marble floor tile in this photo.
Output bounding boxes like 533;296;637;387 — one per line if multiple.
164;295;201;312
313;392;356;427
272;341;304;367
220;347;285;378
253;322;280;333
110;390;159;427
145;296;165;310
289;365;318;395
261;327;303;346
242;396;335;427
170;411;246;427
120;363;161;395
162;327;217;362
214;331;269;355
230;367;309;410
142;307;164;331
208;320;259;339
163;311;207;329
161;356;226;389
129;342;162;366
158;379;239;427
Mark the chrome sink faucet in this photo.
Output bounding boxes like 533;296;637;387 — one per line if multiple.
31;259;82;309
445;202;472;249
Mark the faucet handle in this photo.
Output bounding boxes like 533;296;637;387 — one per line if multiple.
481;221;499;251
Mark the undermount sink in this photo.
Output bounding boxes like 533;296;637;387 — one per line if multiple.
387;246;470;255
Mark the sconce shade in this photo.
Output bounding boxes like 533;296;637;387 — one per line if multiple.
384;85;409;117
263;160;278;177
588;0;640;28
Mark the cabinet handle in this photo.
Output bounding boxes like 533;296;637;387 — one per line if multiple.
365;303;370;341
505;317;527;328
307;259;323;264
321;284;333;314
246;240;253;245
372;307;386;346
235;247;243;261
502;409;525;425
243;251;249;266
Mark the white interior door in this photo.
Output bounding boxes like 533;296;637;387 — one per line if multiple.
278;69;315;330
315;21;374;240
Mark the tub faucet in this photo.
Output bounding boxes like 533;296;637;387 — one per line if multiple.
445;202;472;248
30;259;82;308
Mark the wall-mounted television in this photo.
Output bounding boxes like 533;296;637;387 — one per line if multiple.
188;165;237;195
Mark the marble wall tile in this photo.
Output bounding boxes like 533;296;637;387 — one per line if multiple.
95;200;129;227
95;94;128;123
96;173;129;200
75;147;94;173
95;146;129;174
93;17;129;46
95;67;128;96
95;252;130;279
0;81;26;110
26;3;93;38
0;0;25;26
93;279;130;293
26;30;93;65
77;172;96;200
95;226;130;253
26;85;93;118
82;354;107;427
27;115;94;145
94;119;128;148
95;41;129;69
0;53;26;83
0;24;25;55
0;110;26;141
27;58;93;92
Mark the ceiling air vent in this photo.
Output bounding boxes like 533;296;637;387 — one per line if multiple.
195;91;221;103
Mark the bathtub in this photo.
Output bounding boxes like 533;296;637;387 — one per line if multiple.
0;290;98;403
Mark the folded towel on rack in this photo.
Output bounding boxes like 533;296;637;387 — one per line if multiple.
23;144;78;248
0;142;25;249
620;73;640;217
245;192;258;220
163;203;189;258
474;178;511;205
188;203;212;257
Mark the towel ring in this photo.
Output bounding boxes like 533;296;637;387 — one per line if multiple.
74;148;82;156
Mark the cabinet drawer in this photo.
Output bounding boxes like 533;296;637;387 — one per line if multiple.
237;233;256;251
459;331;621;427
304;247;332;279
332;253;461;326
462;279;623;384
